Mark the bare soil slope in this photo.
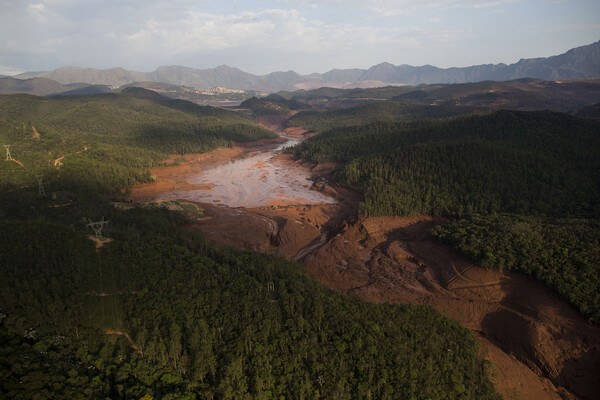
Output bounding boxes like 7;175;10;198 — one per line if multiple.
303;216;600;400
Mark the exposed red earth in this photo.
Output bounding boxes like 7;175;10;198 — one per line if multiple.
129;112;600;400
105;330;142;355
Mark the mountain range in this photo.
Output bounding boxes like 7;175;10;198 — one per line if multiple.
7;40;600;93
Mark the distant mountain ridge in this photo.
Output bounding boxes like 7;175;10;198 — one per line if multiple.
11;40;600;92
0;76;94;96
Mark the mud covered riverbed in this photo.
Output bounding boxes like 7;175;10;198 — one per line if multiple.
160;138;335;207
129;112;600;400
130;135;360;260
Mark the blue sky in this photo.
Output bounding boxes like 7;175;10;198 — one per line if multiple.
0;0;598;75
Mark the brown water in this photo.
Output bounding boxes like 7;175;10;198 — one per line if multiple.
155;137;336;207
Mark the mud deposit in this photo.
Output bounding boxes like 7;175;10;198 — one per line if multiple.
130;113;599;400
178;140;334;207
304;216;600;400
132;113;331;208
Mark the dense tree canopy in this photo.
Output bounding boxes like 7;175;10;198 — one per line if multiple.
0;92;499;399
0;92;275;197
288;110;600;218
288;100;475;132
0;207;498;399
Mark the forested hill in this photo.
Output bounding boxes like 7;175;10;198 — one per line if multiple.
1;87;272;134
287;100;476;132
0;90;275;197
0;88;274;146
288;110;600;218
240;95;304;115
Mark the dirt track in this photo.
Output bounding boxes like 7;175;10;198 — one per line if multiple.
129;112;600;400
105;330;142;355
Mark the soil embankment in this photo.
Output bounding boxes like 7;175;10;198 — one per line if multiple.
303;216;600;400
129;112;600;400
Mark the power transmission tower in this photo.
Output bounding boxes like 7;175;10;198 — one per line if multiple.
4;145;11;161
36;175;45;196
87;217;110;239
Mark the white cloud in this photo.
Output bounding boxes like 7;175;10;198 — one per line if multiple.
1;0;597;74
279;0;521;16
126;10;309;52
27;3;45;12
0;0;480;72
115;7;471;71
26;2;48;21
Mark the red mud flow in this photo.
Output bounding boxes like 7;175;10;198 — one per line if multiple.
129;112;600;400
303;216;600;400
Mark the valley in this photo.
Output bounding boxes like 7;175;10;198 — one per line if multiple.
2;4;600;399
128;112;600;400
130;113;356;258
1;78;598;399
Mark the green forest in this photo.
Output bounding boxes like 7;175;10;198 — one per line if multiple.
0;207;498;399
288;110;599;218
0;90;275;196
273;85;417;102
240;95;303;115
287;109;600;322
287;100;474;132
0;92;500;398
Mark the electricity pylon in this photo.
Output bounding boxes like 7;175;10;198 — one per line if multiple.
36;175;45;196
87;217;110;239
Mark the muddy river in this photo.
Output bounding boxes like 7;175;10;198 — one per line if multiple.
150;137;336;207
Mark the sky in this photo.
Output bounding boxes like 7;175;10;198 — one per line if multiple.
0;0;599;76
